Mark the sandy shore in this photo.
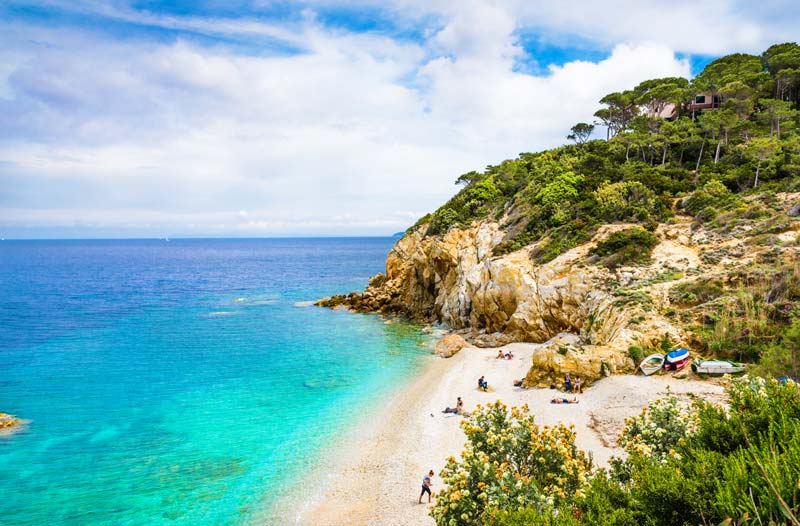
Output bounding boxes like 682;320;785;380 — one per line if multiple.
293;342;726;526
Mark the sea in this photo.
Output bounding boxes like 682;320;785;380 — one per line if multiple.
0;238;434;525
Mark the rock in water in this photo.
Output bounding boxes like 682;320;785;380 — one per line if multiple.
434;334;468;358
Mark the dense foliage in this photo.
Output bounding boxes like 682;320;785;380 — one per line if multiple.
431;401;591;526
433;378;800;526
588;227;660;269
411;42;800;264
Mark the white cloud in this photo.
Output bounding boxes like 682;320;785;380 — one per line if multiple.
0;0;790;236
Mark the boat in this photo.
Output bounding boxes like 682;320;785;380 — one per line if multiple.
664;348;690;371
691;359;746;375
639;353;665;375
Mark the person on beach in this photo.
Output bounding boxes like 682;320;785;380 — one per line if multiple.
565;373;572;393
506;351;513;360
513;378;525;387
419;470;435;504
575;376;582;394
478;376;488;391
443;397;464;414
551;397;578;404
496;350;505;359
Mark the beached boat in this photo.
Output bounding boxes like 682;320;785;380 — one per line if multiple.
666;348;690;363
691;359;746;375
640;353;665;375
664;348;690;371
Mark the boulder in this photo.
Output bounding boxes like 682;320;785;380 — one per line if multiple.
788;203;800;217
434;334;469;358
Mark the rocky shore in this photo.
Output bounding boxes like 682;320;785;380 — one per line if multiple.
318;195;800;387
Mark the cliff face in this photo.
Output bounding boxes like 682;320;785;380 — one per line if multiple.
319;195;800;386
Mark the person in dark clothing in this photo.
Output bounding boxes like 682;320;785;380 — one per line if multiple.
419;470;435;504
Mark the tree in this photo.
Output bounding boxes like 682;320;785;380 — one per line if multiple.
567;122;594;144
698;109;739;164
740;136;782;188
759;98;798;138
763;42;800;106
633;77;690;117
594;91;639;139
693;53;770;93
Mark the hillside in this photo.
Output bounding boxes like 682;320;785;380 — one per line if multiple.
320;42;800;384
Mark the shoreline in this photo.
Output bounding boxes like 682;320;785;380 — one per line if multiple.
288;342;727;526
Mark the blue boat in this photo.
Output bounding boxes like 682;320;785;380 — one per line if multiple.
666;348;690;364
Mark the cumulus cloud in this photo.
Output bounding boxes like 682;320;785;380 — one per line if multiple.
0;0;788;236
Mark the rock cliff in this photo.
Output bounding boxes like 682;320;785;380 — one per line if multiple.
318;194;800;386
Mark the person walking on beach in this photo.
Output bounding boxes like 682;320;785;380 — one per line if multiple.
565;373;572;393
419;470;435;504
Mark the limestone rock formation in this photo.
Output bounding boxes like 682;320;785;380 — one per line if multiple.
434;334;469;358
319;196;798;386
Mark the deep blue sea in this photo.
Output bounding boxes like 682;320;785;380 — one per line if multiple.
0;238;432;525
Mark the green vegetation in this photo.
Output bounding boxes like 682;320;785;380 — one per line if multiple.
588;227;660;269
410;42;800;264
433;378;800;526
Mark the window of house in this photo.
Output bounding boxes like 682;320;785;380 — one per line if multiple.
695;95;706;104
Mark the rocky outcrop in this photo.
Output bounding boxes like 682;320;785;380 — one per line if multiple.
0;412;21;432
434;334;469;358
318;202;799;385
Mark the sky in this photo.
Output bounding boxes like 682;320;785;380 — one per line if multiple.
1;1;798;238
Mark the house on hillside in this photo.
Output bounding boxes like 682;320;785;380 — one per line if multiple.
687;93;722;113
648;103;678;119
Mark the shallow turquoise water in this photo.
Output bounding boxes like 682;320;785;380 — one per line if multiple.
0;238;431;525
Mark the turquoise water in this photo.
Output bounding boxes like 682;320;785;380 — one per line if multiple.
0;239;431;525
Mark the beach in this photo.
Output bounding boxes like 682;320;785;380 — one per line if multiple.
296;342;726;526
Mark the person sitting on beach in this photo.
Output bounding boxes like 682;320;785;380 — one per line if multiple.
478;376;488;391
496;350;505;359
513;378;525;388
506;351;513;360
551;397;578;404
419;470;435;504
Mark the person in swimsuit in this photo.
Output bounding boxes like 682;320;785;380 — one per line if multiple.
565;373;572;393
419;470;435;503
478;376;488;391
456;397;463;414
496;350;504;359
551;397;578;404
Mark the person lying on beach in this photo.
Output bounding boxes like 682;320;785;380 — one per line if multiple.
496;350;505;359
419;470;435;504
513;379;525;387
442;397;464;414
551;397;578;404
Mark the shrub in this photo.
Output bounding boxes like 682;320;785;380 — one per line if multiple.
668;278;725;306
589;227;660;269
427;208;461;235
431;401;592;526
618;393;698;462
594;180;657;222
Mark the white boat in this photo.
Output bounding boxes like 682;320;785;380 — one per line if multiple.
640;353;665;376
691;359;746;375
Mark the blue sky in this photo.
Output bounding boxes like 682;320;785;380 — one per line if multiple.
1;1;798;238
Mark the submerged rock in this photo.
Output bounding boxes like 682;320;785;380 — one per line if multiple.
0;412;21;433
